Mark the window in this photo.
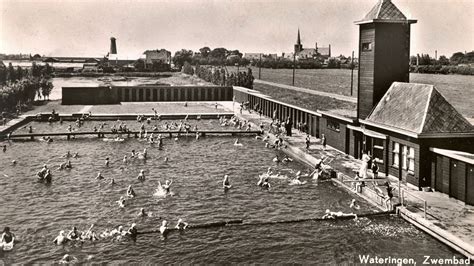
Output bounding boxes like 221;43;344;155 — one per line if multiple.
373;138;384;164
401;145;408;170
326;119;340;132
408;147;415;172
392;142;399;167
362;42;373;51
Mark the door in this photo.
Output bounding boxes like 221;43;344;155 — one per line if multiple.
450;160;459;199
435;156;443;192
467;165;474;205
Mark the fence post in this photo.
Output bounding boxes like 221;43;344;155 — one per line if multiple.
424;201;427;219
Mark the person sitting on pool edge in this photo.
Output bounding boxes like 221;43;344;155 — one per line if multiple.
322;209;357;220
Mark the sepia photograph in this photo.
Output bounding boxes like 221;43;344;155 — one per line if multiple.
0;0;473;264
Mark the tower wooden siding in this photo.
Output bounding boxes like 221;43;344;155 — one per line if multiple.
373;23;411;105
357;24;376;119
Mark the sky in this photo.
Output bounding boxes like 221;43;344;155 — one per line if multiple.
0;0;472;59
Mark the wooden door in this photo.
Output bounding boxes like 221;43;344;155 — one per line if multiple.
466;165;474;205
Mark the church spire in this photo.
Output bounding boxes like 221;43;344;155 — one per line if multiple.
294;28;303;54
296;28;301;45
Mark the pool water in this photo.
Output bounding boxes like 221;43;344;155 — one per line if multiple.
18;119;251;135
0;136;460;264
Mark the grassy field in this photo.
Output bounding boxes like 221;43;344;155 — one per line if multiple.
228;67;474;122
253;83;357;118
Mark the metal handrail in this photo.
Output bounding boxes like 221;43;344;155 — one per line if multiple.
401;189;427;219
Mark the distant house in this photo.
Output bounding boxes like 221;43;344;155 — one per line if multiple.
82;63;98;72
244;53;262;61
143;49;171;68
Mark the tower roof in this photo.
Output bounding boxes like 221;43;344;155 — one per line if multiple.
296;28;301;45
355;0;416;25
364;82;474;136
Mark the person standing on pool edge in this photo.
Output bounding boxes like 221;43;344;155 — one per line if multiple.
321;134;326;150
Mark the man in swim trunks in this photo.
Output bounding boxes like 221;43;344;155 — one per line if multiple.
126;185;136;198
161;180;172;193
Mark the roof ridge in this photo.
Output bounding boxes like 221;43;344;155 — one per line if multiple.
422;88;474;133
419;85;434;133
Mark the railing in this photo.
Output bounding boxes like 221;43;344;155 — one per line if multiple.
401;189;428;219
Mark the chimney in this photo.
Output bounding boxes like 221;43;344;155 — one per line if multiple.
328;44;331;57
110;37;117;55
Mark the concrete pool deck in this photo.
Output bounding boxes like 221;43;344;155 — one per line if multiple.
0;100;472;259
223;102;474;260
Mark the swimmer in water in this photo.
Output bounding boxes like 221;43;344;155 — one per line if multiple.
175;218;189;230
105;157;110;167
67;226;81;241
72;152;79;158
272;156;281;163
350;199;360;210
282;156;293;163
3;145;7;152
137;208;151;217
59;254;78;264
159;180;173;194
142;148;147;159
64;151;71;158
53;230;68;245
44;169;52;183
96;171;104;180
126;223;138;239
1;227;15;247
222;175;232;190
65;160;72;169
164;157;169;162
131;150;136;158
159;220;169;235
11;160;16;165
117;196;126;208
126;185;136;198
322;209;357;220
137;170;146;180
234;138;243;146
110;178;115;185
123;155;128;164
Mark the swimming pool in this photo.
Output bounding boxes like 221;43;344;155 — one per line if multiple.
0;136;460;264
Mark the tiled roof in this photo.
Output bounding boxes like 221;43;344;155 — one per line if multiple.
356;0;409;24
366;82;474;134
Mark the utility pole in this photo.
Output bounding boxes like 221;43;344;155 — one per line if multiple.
258;53;262;79
350;50;354;96
292;53;296;86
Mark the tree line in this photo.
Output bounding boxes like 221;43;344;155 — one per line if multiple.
0;61;54;115
182;62;254;89
173;47;250;70
410;51;474;75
